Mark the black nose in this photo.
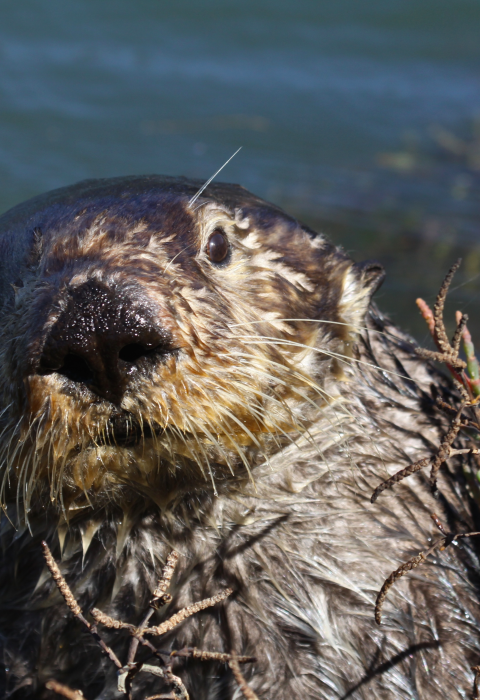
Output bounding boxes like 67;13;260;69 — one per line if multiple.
38;281;173;405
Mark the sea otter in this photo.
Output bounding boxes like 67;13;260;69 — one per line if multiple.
0;175;478;699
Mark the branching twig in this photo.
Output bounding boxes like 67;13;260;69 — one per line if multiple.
472;665;480;700
142;589;233;637
41;542;122;669
43;544;254;700
428;406;464;489
171;647;255;664
229;652;260;700
151;551;179;604
45;680;84;700
372;260;480;697
127;550;180;664
375;516;480;624
432;257;462;352
372;259;480;501
370;457;430;503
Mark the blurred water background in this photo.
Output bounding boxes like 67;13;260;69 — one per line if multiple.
1;0;479;340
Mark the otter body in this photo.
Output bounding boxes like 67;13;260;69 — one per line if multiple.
0;176;478;699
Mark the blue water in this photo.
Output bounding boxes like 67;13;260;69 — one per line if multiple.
1;0;479;335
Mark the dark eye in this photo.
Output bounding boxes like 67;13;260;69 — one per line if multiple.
207;229;229;264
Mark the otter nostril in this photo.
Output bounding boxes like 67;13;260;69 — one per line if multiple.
118;343;150;363
59;354;94;384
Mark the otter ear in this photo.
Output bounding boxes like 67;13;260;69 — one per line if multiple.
339;260;385;332
354;260;385;296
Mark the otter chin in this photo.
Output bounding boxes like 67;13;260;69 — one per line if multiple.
0;176;479;700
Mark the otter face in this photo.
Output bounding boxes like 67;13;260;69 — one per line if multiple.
0;176;382;514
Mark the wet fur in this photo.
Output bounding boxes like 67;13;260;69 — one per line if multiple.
0;176;479;699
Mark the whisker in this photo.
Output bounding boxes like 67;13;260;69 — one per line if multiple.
224;350;377;470
227;317;403;342
180;414;218;494
224;350;335;410
168;423;207;482
193;415;238;478
163;241;196;275
234;335;414;382
232;363;348;461
188;147;242;207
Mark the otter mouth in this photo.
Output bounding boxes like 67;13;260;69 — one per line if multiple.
101;412;164;447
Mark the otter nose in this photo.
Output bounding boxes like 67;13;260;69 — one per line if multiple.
38;281;172;405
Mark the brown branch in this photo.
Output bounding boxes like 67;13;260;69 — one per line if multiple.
43;544;248;698
229;652;260;700
472;665;480;700
432;258;462;352
371;400;472;501
453;376;472;402
143;589;233;637
127;550;179;664
152;551;179;605
452;312;469;355
42;542;82;616
45;680;84;700
139;666;189;700
171;647;255;664
90;608;135;631
370;457;430;503
429;406;464;490
449;448;480;457
41;542;122;669
416;346;466;370
430;513;448;536
375;525;480;624
375;551;428;625
435;399;477;431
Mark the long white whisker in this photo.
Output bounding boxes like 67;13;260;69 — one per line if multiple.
224;349;335;406
227;317;402;341
225;350;380;469
234;335;414;382
188;147;242;207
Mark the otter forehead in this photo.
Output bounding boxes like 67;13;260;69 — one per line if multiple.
0;176;345;320
0;176;303;290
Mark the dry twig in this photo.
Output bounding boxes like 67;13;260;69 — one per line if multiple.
46;680;84;700
142;589;233;637
372;263;480;695
370;457;430;503
42;544;255;700
127;550;179;665
472;665;480;700
375;515;480;624
229;652;260;700
171;647;254;664
42;542;122;669
371;259;480;501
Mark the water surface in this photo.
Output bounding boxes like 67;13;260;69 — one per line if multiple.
1;0;479;337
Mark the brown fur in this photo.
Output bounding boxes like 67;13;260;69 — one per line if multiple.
0;176;479;699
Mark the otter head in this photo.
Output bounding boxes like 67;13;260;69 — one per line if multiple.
0;176;383;515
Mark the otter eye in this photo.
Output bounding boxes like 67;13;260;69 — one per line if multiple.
207;229;229;264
